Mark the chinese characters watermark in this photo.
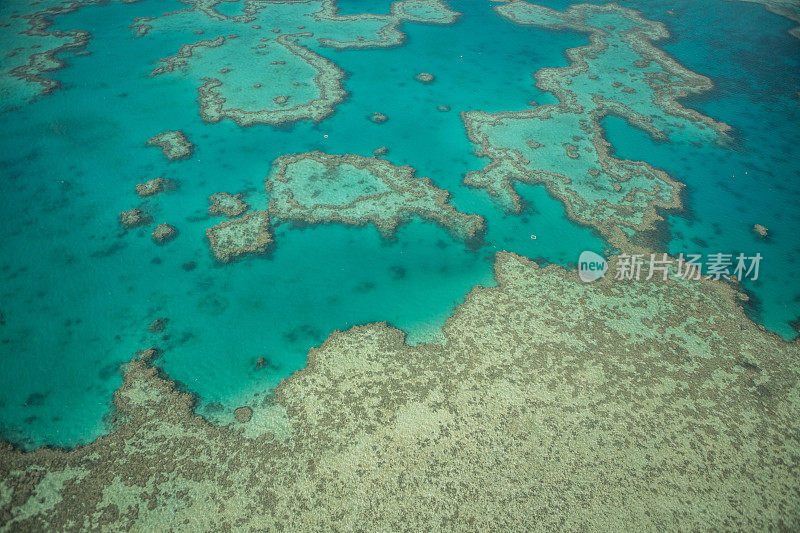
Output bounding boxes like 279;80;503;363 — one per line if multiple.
578;252;762;283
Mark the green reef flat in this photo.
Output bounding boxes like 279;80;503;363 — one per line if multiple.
2;254;799;529
1;0;800;528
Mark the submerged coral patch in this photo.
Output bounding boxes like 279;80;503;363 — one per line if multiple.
152;223;178;244
146;130;194;160
369;111;388;124
726;0;800;38
135;177;175;197
118;208;151;229
206;211;273;263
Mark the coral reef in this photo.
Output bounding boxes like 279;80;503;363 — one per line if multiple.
369;112;388;124
135;177;174;197
190;34;348;127
151;224;178;244
233;406;253;423
206;211;273;263
4;1;798;529
2;0;459;116
415;72;434;83
1;253;798;529
144;0;459;127
147;318;168;334
208;192;249;218
118;208;151;229
312;0;460;49
146;131;194;161
266;151;485;244
461;1;731;251
0;0;96;111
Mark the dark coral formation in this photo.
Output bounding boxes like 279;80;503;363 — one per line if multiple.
147;318;169;334
151;224;177;244
206;212;273;263
135;177;175;197
118;208;152;229
2;0;94;111
233;406;253;423
369;112;388;124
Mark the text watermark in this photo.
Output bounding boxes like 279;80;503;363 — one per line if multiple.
578;252;762;283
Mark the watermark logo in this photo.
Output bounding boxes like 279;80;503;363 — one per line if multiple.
578;251;608;283
577;251;763;282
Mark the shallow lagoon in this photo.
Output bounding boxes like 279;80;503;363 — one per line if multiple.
0;0;606;448
0;0;797;452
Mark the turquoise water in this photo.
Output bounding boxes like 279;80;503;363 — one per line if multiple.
0;0;798;450
605;0;800;338
0;0;602;448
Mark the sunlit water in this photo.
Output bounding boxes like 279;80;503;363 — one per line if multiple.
0;0;797;449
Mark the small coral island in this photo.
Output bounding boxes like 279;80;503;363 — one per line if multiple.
146;130;194;160
266;151;485;244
